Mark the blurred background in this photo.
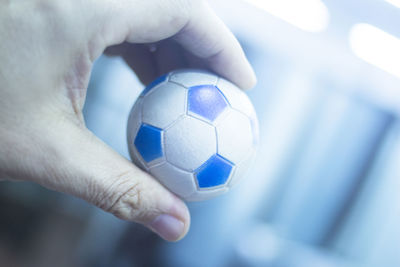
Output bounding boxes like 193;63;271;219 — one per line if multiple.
1;0;400;266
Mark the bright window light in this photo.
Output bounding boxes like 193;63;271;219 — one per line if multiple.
244;0;330;32
350;23;400;79
386;0;400;8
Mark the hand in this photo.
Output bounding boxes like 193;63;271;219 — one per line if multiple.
0;0;256;241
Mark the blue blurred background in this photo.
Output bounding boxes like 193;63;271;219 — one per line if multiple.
1;0;400;266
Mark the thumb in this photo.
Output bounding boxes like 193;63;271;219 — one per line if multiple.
40;121;190;242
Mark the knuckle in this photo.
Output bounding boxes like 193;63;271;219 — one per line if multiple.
183;0;206;12
112;183;143;218
159;0;193;31
176;0;203;19
33;0;66;25
32;0;82;45
172;0;208;34
176;0;194;11
95;171;150;222
34;0;61;15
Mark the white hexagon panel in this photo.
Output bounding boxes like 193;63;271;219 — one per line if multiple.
228;148;256;188
164;116;216;172
142;82;187;129
216;109;254;164
217;78;259;145
216;78;255;117
150;162;197;198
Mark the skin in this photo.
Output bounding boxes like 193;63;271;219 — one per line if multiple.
0;0;256;241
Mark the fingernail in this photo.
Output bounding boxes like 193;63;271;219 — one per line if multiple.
148;214;185;242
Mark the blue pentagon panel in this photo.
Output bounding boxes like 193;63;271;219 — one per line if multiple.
140;74;168;97
195;154;234;189
188;85;228;122
134;124;163;163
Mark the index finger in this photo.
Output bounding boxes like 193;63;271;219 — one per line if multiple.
173;1;257;90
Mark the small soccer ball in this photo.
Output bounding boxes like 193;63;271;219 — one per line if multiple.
127;70;259;201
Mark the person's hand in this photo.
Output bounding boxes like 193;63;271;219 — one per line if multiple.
0;0;256;241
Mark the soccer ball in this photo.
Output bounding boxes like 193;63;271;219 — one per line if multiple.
127;70;259;201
